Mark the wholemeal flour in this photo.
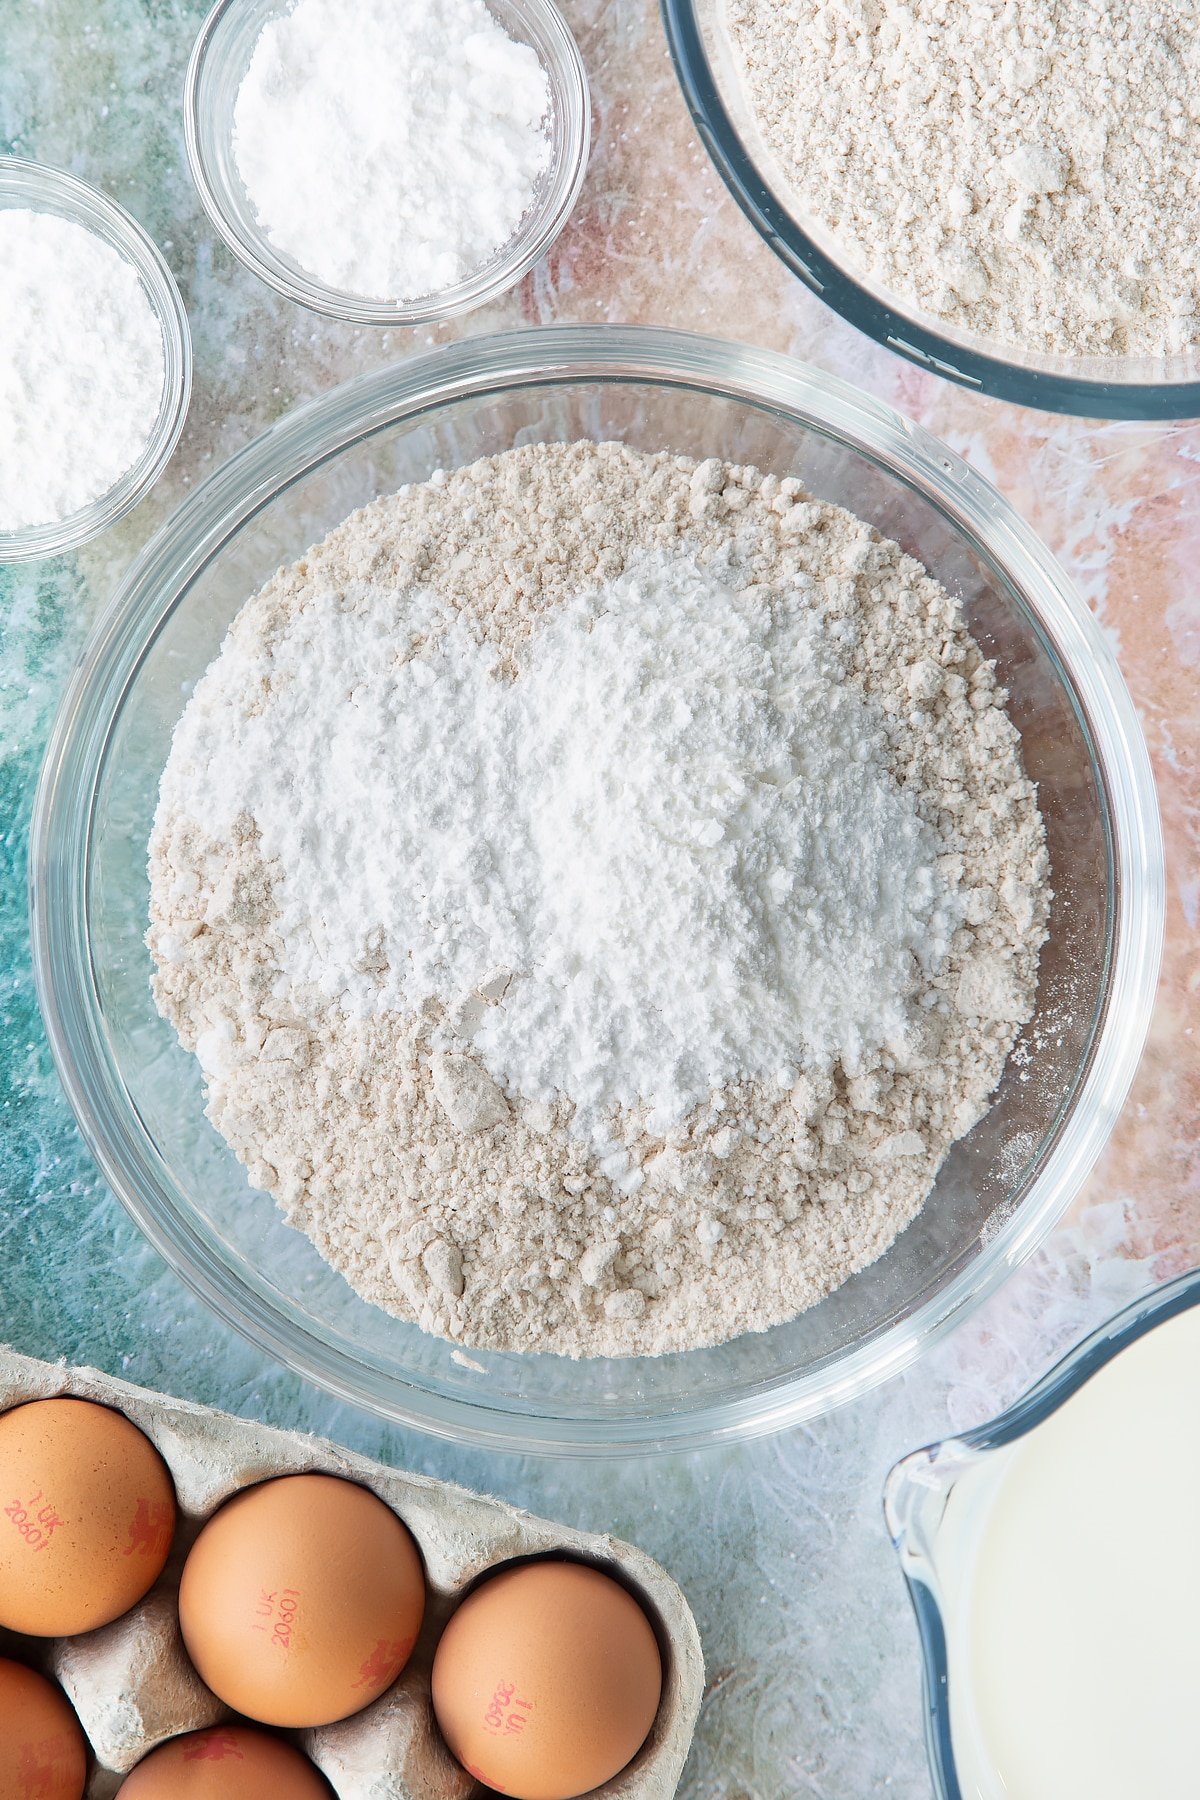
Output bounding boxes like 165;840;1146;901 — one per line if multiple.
148;442;1049;1357
726;0;1200;357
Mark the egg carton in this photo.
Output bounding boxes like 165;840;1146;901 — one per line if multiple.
0;1346;704;1799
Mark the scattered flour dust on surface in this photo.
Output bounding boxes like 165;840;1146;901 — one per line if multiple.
148;442;1049;1358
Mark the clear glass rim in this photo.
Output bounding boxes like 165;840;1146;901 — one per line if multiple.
0;157;193;563
184;0;591;326
884;1264;1200;1799
29;325;1165;1455
660;0;1200;420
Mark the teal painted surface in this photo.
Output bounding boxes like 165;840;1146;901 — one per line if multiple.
0;6;1186;1795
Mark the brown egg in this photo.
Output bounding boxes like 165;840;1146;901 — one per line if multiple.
0;1656;88;1800
178;1473;424;1727
431;1560;663;1800
118;1725;332;1797
0;1398;176;1636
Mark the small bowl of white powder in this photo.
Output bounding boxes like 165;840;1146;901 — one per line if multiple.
185;0;590;324
0;158;192;562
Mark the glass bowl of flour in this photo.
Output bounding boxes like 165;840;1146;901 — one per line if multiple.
0;159;192;562
31;327;1163;1454
664;0;1200;418
185;0;590;325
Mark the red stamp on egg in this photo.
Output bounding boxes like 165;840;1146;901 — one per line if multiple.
182;1728;247;1762
483;1678;535;1736
124;1496;173;1558
4;1489;65;1555
352;1635;413;1689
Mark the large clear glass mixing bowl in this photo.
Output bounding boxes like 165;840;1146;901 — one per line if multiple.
30;328;1163;1454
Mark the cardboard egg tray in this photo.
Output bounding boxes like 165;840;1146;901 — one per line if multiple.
0;1346;704;1799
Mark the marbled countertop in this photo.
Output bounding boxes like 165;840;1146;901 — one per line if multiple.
1;5;1197;1796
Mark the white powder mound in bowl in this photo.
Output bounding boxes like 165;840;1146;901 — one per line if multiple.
0;210;165;533
231;0;554;301
148;442;1050;1359
160;554;963;1132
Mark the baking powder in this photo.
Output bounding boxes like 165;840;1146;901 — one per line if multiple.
232;0;553;301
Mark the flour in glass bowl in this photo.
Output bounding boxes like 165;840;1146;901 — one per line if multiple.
726;0;1200;358
232;0;554;301
148;442;1049;1358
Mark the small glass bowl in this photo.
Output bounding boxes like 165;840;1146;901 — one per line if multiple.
885;1267;1200;1799
185;0;591;326
30;328;1163;1456
663;0;1200;419
0;159;192;564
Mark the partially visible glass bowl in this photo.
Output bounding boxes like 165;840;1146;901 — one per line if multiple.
885;1266;1200;1799
30;327;1163;1455
0;158;192;564
185;0;590;326
662;0;1200;419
